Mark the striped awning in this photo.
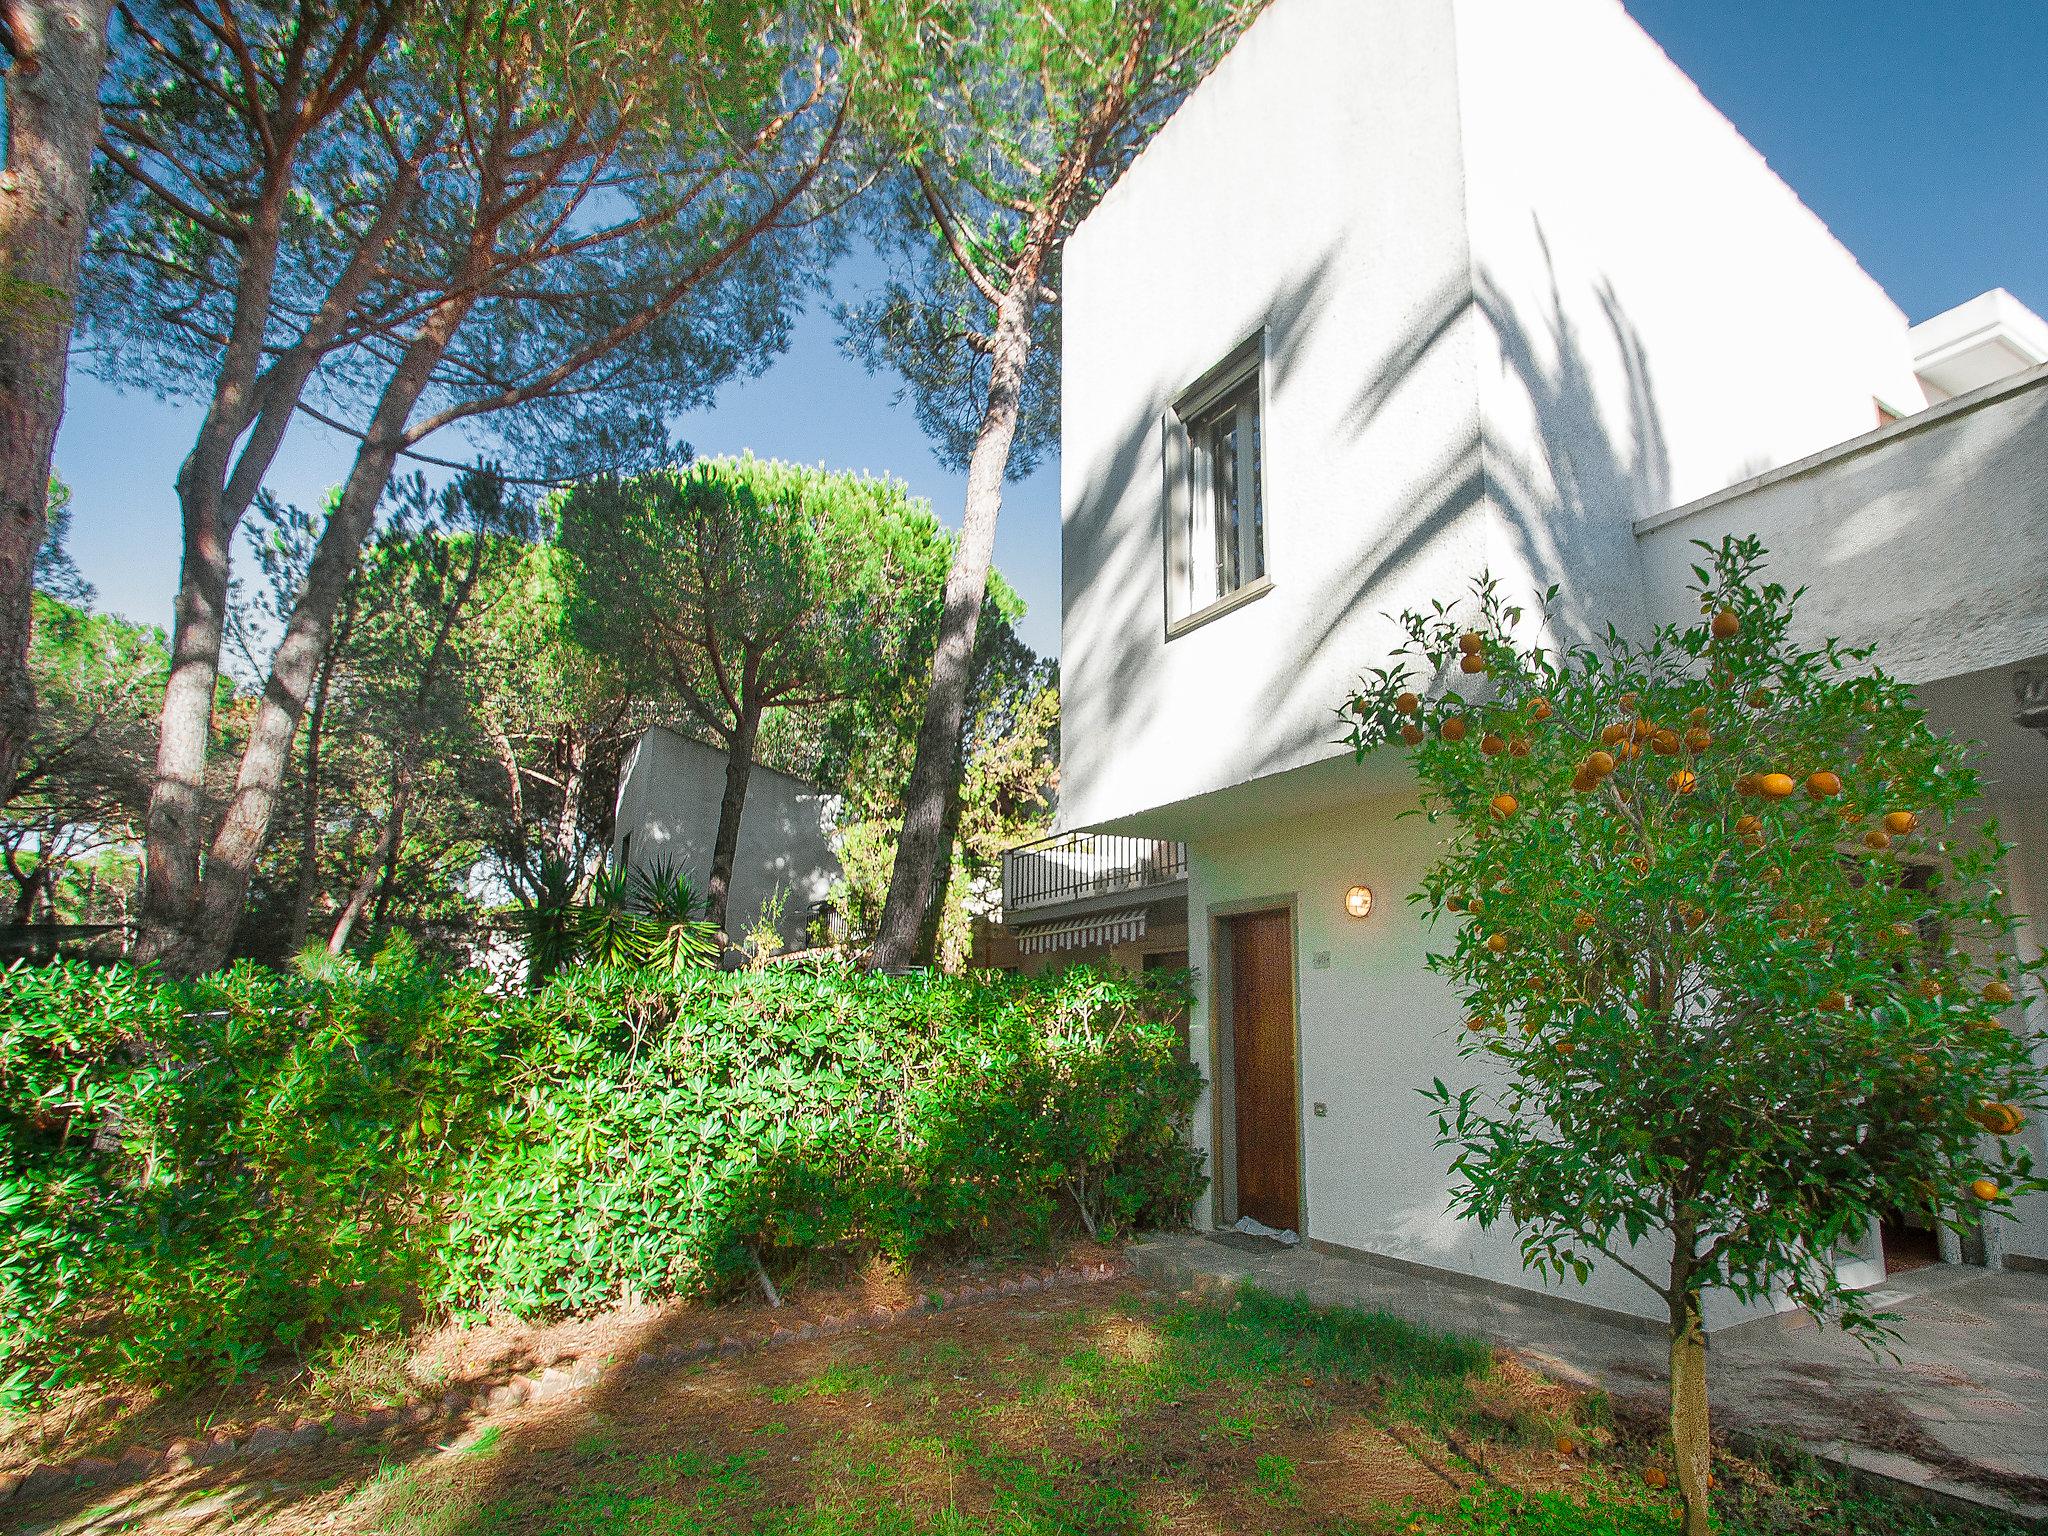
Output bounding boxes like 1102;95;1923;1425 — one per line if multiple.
1014;907;1148;956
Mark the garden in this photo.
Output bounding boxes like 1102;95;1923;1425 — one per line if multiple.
6;1272;2035;1535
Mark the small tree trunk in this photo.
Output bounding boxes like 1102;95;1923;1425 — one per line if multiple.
327;769;411;954
1669;1285;1712;1536
871;274;1042;971
706;696;762;938
288;603;348;952
550;729;587;867
0;0;113;811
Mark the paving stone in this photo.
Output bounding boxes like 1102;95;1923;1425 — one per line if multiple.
244;1426;291;1457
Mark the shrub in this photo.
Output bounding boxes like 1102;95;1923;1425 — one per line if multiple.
440;963;1201;1314
0;951;1200;1396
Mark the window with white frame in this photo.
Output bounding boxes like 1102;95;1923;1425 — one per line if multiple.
1166;337;1267;627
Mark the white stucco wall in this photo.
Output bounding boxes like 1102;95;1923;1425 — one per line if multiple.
1060;0;1932;835
611;726;839;950
1453;0;1925;645
1636;368;2048;685
1184;793;1880;1325
1060;0;1485;835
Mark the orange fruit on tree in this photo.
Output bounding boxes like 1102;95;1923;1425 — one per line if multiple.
1459;630;1484;655
1630;717;1657;742
1396;691;1420;715
1467;895;1486;914
1601;722;1627;746
1970;1178;2001;1202
1687;706;1709;724
1585;750;1616;779
1652;729;1681;755
1465;1015;1488;1034
1971;1103;2024;1136
1441;716;1468;742
1446;895;1466;912
1643;1467;1668;1490
1572;765;1597;793
1490;792;1519;818
1983;979;2015;1005
1619;691;1639;710
1480;732;1507;756
1757;772;1796;799
1806;770;1843;799
1668;769;1697;794
1461;652;1487;674
1685;727;1712;752
1400;722;1424;745
1508;735;1531;757
1735;814;1763;840
1883;810;1917;834
1486;932;1511;953
1555;1434;1576;1455
1531;696;1553;721
1711;608;1741;639
1863;828;1893;851
1616;740;1642;762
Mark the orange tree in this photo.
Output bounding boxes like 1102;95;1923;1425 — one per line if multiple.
1341;535;2044;1535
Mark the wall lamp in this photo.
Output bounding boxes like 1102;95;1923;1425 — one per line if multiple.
1344;884;1374;920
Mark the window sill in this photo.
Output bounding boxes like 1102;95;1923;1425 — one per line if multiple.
1166;575;1273;639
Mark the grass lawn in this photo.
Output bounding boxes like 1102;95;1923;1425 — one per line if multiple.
26;1281;2031;1536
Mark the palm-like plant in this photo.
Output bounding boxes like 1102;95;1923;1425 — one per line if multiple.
508;854;586;987
630;861;722;975
580;866;653;969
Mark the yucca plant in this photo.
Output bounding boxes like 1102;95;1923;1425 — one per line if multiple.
580;867;653;969
630;861;721;974
507;855;586;988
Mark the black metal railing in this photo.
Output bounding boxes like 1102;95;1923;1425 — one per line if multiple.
1000;833;1188;914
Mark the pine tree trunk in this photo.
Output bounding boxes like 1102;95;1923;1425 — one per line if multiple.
0;0;114;809
159;293;474;975
706;696;762;940
912;742;967;965
871;276;1041;971
1669;1285;1712;1536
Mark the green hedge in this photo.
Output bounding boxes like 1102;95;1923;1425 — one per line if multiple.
0;946;1201;1399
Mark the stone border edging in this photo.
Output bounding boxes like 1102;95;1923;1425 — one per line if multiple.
0;1258;1129;1508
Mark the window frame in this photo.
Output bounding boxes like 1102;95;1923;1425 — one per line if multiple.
1163;331;1272;637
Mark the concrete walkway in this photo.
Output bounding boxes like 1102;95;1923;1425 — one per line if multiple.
1129;1232;2048;1524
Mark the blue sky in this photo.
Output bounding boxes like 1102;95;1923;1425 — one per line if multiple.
56;2;2047;659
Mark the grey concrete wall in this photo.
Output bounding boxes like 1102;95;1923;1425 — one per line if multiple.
611;726;839;950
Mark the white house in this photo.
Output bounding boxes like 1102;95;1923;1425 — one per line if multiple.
611;726;840;952
1057;0;2048;1327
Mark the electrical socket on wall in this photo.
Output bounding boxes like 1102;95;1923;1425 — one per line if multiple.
1311;950;1332;969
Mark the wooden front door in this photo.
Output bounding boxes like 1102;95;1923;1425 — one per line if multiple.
1227;909;1299;1231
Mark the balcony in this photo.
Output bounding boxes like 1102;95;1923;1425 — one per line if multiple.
1000;832;1189;917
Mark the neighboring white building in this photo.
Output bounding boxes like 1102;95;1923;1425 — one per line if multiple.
611;726;840;952
1058;0;2048;1327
